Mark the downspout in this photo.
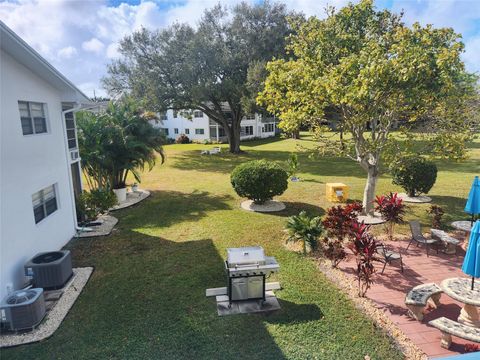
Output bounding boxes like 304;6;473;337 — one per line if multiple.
61;103;92;232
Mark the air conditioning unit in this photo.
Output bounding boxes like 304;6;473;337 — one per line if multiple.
70;150;79;161
0;288;46;331
24;250;73;289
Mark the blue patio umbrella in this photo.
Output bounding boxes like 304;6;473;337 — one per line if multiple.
461;220;480;290
464;176;480;226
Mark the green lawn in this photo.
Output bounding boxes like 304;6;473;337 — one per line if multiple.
3;134;478;359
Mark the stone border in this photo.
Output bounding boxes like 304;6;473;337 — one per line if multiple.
317;259;427;360
75;214;118;238
0;267;93;348
109;189;150;211
357;212;386;225
240;200;286;212
398;193;432;204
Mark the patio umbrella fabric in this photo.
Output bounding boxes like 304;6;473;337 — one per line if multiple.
461;220;480;290
464;176;480;216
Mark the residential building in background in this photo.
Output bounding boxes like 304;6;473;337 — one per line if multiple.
152;109;277;142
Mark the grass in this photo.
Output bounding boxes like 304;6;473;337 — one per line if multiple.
3;134;478;359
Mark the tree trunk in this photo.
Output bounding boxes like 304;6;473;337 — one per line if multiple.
228;130;241;153
362;165;378;215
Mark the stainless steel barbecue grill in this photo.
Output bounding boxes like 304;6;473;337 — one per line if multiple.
225;246;279;304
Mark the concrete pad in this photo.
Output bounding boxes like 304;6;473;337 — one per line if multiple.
76;214;118;238
240;200;286;212
110;190;150;211
398;193;432;203
216;293;281;316
357;212;386;225
206;282;281;297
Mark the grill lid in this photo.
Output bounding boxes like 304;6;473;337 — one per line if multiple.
227;246;265;266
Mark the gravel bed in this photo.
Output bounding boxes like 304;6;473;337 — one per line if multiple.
317;259;428;360
0;267;93;348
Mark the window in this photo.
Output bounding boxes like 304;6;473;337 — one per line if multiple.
161;128;169;136
245;114;255;120
19;101;47;135
193;110;203;118
241;126;254;136
65;112;77;149
219;127;226;137
173;110;178;118
185;128;190;135
174;128;179;134
159;112;168;121
195;128;205;135
32;185;58;224
263;123;274;133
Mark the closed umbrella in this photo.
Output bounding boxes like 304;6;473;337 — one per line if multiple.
461;220;480;290
464;176;480;226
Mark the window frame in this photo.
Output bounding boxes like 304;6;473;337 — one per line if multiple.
174;128;179;134
32;184;58;224
185;128;190;135
193;110;204;118
18;101;49;136
195;128;205;135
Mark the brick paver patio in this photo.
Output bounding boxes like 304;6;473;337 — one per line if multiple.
338;234;478;358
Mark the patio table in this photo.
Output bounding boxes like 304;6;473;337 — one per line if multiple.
451;221;473;250
441;277;480;328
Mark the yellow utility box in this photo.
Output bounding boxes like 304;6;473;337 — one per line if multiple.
326;183;349;203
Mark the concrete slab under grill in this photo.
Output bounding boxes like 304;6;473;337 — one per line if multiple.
215;291;281;316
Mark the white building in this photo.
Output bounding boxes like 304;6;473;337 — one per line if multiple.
153;109;277;142
0;22;90;299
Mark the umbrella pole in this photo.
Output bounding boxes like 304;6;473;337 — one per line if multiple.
472;276;475;291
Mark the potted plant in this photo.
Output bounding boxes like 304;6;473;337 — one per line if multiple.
76;98;165;204
131;183;139;192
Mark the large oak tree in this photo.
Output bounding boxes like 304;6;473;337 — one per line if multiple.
103;1;297;153
259;0;478;215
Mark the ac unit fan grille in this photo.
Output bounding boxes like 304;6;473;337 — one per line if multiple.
6;291;37;305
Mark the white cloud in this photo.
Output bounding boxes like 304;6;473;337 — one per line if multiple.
57;46;77;59
0;0;478;98
82;38;105;54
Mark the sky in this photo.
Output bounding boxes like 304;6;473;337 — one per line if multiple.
1;0;479;98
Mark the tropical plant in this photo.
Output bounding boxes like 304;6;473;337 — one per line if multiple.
322;202;363;241
76;98;165;190
348;223;379;297
230;160;288;204
258;0;477;215
374;193;406;241
321;202;363;267
175;134;190;144
285;211;323;255
76;189;117;223
287;153;299;178
427;205;445;229
391;157;438;197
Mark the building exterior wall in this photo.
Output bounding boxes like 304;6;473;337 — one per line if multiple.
151;110;276;142
0;50;77;298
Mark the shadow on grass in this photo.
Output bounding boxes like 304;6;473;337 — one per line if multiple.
271;202;326;218
429;195;470;224
171;149;366;178
113;190;233;229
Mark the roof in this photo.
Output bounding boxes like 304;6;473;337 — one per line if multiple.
0;21;91;104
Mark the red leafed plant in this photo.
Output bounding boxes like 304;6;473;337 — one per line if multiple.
321;202;363;267
374;192;406;241
348;222;379;297
464;343;479;353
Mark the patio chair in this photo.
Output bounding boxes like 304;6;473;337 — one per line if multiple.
377;244;403;274
406;221;439;257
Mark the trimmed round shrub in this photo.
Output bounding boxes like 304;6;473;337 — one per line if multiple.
231;160;288;204
391;157;437;197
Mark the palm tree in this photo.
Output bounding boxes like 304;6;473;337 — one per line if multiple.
285;211;323;255
77;97;165;190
